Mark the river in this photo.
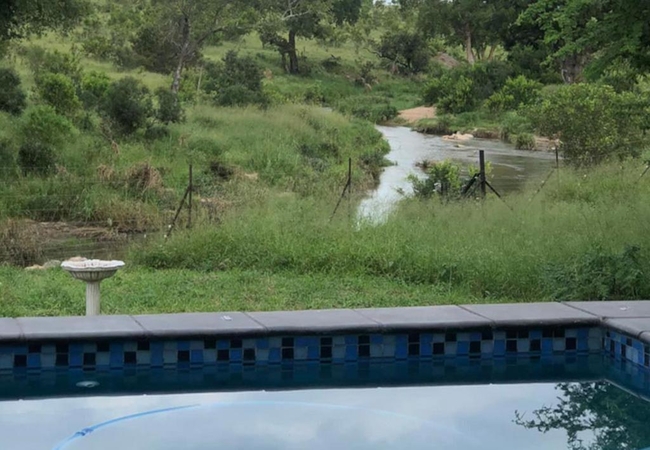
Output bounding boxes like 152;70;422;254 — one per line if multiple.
357;126;557;223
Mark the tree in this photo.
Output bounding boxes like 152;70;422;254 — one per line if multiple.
0;0;88;42
417;0;502;64
139;0;256;94
519;0;650;81
515;382;650;450
259;0;363;74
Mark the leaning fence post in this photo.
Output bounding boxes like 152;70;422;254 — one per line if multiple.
188;164;193;229
479;150;486;198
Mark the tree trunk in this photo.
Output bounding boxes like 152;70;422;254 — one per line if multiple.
464;26;475;64
171;16;191;95
287;29;299;74
487;45;496;61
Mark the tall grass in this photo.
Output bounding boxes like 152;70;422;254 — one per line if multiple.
135;161;650;301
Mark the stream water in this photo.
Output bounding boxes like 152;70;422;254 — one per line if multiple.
18;127;556;264
358;126;557;223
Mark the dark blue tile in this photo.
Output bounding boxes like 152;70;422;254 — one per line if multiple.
395;343;408;360
217;340;230;350
577;328;589;339
470;332;482;342
344;336;357;346
396;335;408;346
268;348;281;363
541;338;553;354
256;338;269;349
345;346;358;361
230;349;242;362
27;354;40;369
370;335;383;345
190;350;203;364
529;330;542;339
494;340;506;357
307;346;319;360
69;353;83;368
420;334;433;346
457;341;469;356
177;341;190;351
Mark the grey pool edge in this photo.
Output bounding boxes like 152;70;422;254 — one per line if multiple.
2;301;650;342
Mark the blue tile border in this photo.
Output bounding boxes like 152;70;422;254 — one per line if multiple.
0;326;600;373
1;302;650;375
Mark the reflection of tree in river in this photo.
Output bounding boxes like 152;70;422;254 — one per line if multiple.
514;382;650;450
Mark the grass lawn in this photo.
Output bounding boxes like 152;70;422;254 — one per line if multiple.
0;266;494;317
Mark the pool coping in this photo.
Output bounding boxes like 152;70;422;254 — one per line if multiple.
1;301;650;343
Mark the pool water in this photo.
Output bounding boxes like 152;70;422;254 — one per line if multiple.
3;379;650;450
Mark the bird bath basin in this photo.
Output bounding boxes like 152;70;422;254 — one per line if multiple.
61;259;125;315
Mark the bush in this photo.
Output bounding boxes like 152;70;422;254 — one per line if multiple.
203;51;267;107
423;61;514;114
527;84;649;166
415;116;453;135
19;106;76;148
155;88;184;124
486;76;542;112
515;133;536;150
101;77;153;135
377;30;430;74
24;47;82;83
499;111;533;142
18;142;56;176
0;139;17;178
410;160;462;199
35;73;81;116
80;71;111;109
0;68;27;116
337;96;398;123
545;246;645;300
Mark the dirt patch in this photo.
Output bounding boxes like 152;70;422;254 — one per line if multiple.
399;106;436;124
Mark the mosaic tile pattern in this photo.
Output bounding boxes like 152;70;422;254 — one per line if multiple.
604;328;650;370
0;327;602;373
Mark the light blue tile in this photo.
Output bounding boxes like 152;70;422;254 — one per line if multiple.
294;347;308;360
0;355;12;370
370;344;382;358
518;340;530;353
163;350;177;364
41;354;56;368
333;346;346;360
444;342;457;356
481;341;494;354
382;344;395;357
432;333;445;343
190;340;204;350
137;351;151;365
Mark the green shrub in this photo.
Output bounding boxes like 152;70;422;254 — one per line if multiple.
0;139;17;178
545;246;646;300
203;51;267;107
18;142;56;176
155;88;184;124
487;76;542;112
25;47;82;83
35;73;81;116
515;133;536;150
377;30;430;74
19;106;76;148
0;68;27;116
423;61;514;113
101;77;153;135
336;96;398;123
409;160;462;199
80;71;111;109
415;116;453;135
528;84;648;166
499;111;533;142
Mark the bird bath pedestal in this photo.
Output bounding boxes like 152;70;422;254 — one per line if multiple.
61;260;125;316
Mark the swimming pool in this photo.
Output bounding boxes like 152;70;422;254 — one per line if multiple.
2;302;650;449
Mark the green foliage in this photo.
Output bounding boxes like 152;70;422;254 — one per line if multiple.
0;68;27;115
376;30;430;74
101;77;154;135
79;71;111;109
499;111;533;141
423;61;513;113
0;139;17;178
528;83;649;166
0;0;88;42
410;160;462;199
486;76;542;112
155;88;184;124
18;106;76;149
18;142;56;176
35;72;81;117
515;133;536;150
24;47;82;82
336;95;398;123
544;246;645;301
204;51;268;107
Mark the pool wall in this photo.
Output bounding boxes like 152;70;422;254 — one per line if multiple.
1;302;649;376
